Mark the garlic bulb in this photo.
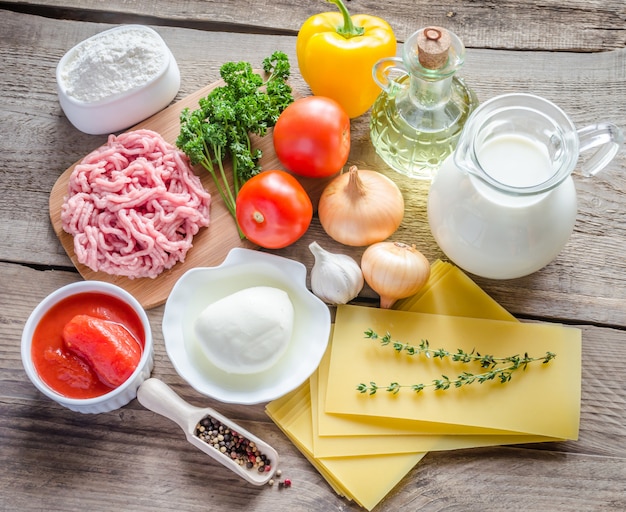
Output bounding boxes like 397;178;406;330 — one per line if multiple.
309;241;364;305
361;241;431;309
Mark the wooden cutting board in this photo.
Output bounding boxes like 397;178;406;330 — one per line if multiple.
49;79;287;310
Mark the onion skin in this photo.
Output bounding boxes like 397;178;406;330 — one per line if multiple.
361;241;431;309
318;165;404;247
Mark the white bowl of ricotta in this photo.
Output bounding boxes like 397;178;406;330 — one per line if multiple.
56;24;180;135
162;248;332;404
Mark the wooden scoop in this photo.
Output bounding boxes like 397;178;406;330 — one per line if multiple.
137;378;279;486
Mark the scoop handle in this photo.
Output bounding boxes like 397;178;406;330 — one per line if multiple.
136;378;200;434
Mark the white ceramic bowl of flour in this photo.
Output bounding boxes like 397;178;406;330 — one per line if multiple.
56;25;180;135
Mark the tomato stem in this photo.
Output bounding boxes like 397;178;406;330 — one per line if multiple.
253;211;265;224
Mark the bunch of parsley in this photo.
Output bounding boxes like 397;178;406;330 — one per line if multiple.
176;51;293;227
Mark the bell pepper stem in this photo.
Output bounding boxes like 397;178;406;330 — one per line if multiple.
326;0;365;38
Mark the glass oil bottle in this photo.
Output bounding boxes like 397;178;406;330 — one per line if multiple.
370;26;478;180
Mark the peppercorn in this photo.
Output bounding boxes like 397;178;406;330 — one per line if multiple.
278;478;292;489
194;415;273;473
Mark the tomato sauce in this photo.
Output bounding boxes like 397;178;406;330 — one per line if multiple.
31;292;145;399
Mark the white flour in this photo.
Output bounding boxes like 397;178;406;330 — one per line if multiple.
59;26;168;103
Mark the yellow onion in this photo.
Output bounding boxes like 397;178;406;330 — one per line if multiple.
361;241;430;309
317;165;404;247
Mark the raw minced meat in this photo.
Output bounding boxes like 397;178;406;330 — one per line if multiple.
61;129;211;279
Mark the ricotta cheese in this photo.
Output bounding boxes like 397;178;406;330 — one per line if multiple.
194;286;294;374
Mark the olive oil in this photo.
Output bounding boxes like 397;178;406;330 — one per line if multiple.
370;74;477;180
370;27;477;180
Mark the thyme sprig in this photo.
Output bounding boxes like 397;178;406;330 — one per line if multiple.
356;329;556;395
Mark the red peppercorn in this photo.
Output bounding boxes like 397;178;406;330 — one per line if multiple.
283;478;292;488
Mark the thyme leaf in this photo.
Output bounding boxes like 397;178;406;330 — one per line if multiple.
357;329;556;395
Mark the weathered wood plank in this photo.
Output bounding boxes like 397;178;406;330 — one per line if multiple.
2;9;626;325
2;262;625;511
3;4;626;512
7;0;626;51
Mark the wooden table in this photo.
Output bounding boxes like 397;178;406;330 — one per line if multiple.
2;1;625;510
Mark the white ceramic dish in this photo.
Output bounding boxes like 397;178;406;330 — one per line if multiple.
163;248;331;404
21;281;154;414
56;24;180;135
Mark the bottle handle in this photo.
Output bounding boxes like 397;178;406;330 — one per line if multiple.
372;56;408;97
577;122;624;177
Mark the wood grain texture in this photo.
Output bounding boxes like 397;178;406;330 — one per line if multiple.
2;9;626;324
2;263;625;512
7;0;626;51
2;3;626;512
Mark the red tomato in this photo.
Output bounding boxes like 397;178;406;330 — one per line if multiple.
63;315;142;388
273;96;350;178
236;170;313;249
31;292;145;399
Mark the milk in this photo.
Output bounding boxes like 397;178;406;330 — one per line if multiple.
428;92;619;279
477;134;555;187
428;134;577;279
468;134;556;207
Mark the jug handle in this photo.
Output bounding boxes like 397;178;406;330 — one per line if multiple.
372;56;408;97
577;122;624;177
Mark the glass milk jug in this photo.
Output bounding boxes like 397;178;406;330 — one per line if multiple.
370;26;478;180
427;93;623;279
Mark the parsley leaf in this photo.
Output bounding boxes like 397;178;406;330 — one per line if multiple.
176;51;293;234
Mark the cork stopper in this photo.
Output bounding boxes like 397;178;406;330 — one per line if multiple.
417;27;451;69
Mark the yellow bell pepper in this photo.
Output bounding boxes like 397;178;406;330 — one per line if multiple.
296;0;396;119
